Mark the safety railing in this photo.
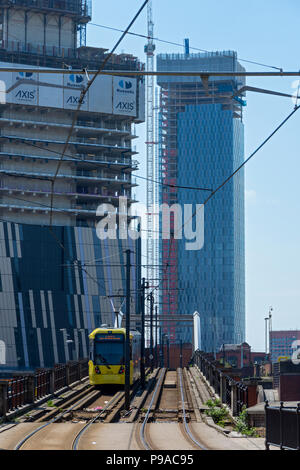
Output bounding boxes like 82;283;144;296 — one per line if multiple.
35;369;52;400
6;376;29;411
0;358;88;419
192;350;249;416
265;402;300;450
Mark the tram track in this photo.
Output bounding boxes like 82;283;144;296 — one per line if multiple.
138;367;208;451
13;376;146;450
13;386;127;450
14;387;102;450
2;366;210;451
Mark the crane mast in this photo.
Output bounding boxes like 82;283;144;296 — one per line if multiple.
144;1;156;288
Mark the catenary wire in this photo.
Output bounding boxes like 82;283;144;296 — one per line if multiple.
89;22;283;71
147;102;300;307
48;0;150;226
0;136;213;192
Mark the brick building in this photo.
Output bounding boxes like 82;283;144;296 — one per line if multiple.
216;342;266;369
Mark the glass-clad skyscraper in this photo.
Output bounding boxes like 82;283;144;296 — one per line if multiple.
157;49;245;352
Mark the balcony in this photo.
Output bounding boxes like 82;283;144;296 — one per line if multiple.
0;134;137;154
0;168;137;187
0;118;137;140
0;151;139;171
0;203;135;219
0;184;134;203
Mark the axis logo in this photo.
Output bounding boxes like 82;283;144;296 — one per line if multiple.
66;95;85;105
115;101;134;112
15;89;36;100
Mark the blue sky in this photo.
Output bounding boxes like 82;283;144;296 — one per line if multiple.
86;0;300;351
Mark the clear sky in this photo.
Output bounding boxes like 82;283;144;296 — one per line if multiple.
86;0;300;352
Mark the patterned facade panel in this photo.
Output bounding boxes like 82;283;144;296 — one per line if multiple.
0;222;141;371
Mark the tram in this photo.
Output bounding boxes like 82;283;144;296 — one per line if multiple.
88;327;141;386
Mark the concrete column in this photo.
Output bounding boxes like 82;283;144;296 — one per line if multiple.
231;382;238;416
0;382;8;419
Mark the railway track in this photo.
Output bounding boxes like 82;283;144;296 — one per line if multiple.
138;367;208;451
14;387;102;450
13;377;145;450
0;367;211;450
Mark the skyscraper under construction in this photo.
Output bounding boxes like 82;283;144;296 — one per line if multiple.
157;48;245;353
0;0;145;370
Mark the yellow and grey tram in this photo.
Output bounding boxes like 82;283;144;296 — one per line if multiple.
88;327;141;386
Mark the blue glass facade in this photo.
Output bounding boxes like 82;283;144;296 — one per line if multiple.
157;51;245;352
177;104;245;351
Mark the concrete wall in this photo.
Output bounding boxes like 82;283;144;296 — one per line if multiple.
146;343;193;369
3;9;75;51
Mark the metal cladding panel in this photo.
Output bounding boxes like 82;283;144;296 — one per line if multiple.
39;71;64;108
0;222;141;371
88;74;113;114
112;76;137;117
11;70;38;105
0;62;139;117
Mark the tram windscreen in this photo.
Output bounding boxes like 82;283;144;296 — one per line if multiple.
94;333;125;366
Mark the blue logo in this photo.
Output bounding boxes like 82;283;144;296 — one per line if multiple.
119;80;132;90
18;71;33;79
69;74;84;84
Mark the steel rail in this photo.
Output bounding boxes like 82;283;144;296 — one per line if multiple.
14;388;98;450
72;390;124;450
73;372;150;450
139;367;166;450
178;368;207;450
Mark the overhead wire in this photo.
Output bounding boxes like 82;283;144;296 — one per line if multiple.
0;1;151;304
0;135;213;192
143;102;300;309
48;0;150;227
1;6;298;318
89;22;283;71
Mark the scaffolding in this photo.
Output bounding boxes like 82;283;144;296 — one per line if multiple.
0;0;92;19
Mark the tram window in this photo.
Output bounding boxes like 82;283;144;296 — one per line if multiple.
89;340;94;360
94;341;125;365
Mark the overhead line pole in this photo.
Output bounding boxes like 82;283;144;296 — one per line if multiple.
149;291;154;372
125;249;132;411
145;0;156;290
140;277;146;389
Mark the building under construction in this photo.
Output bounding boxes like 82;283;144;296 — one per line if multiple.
157;48;246;352
0;0;145;371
